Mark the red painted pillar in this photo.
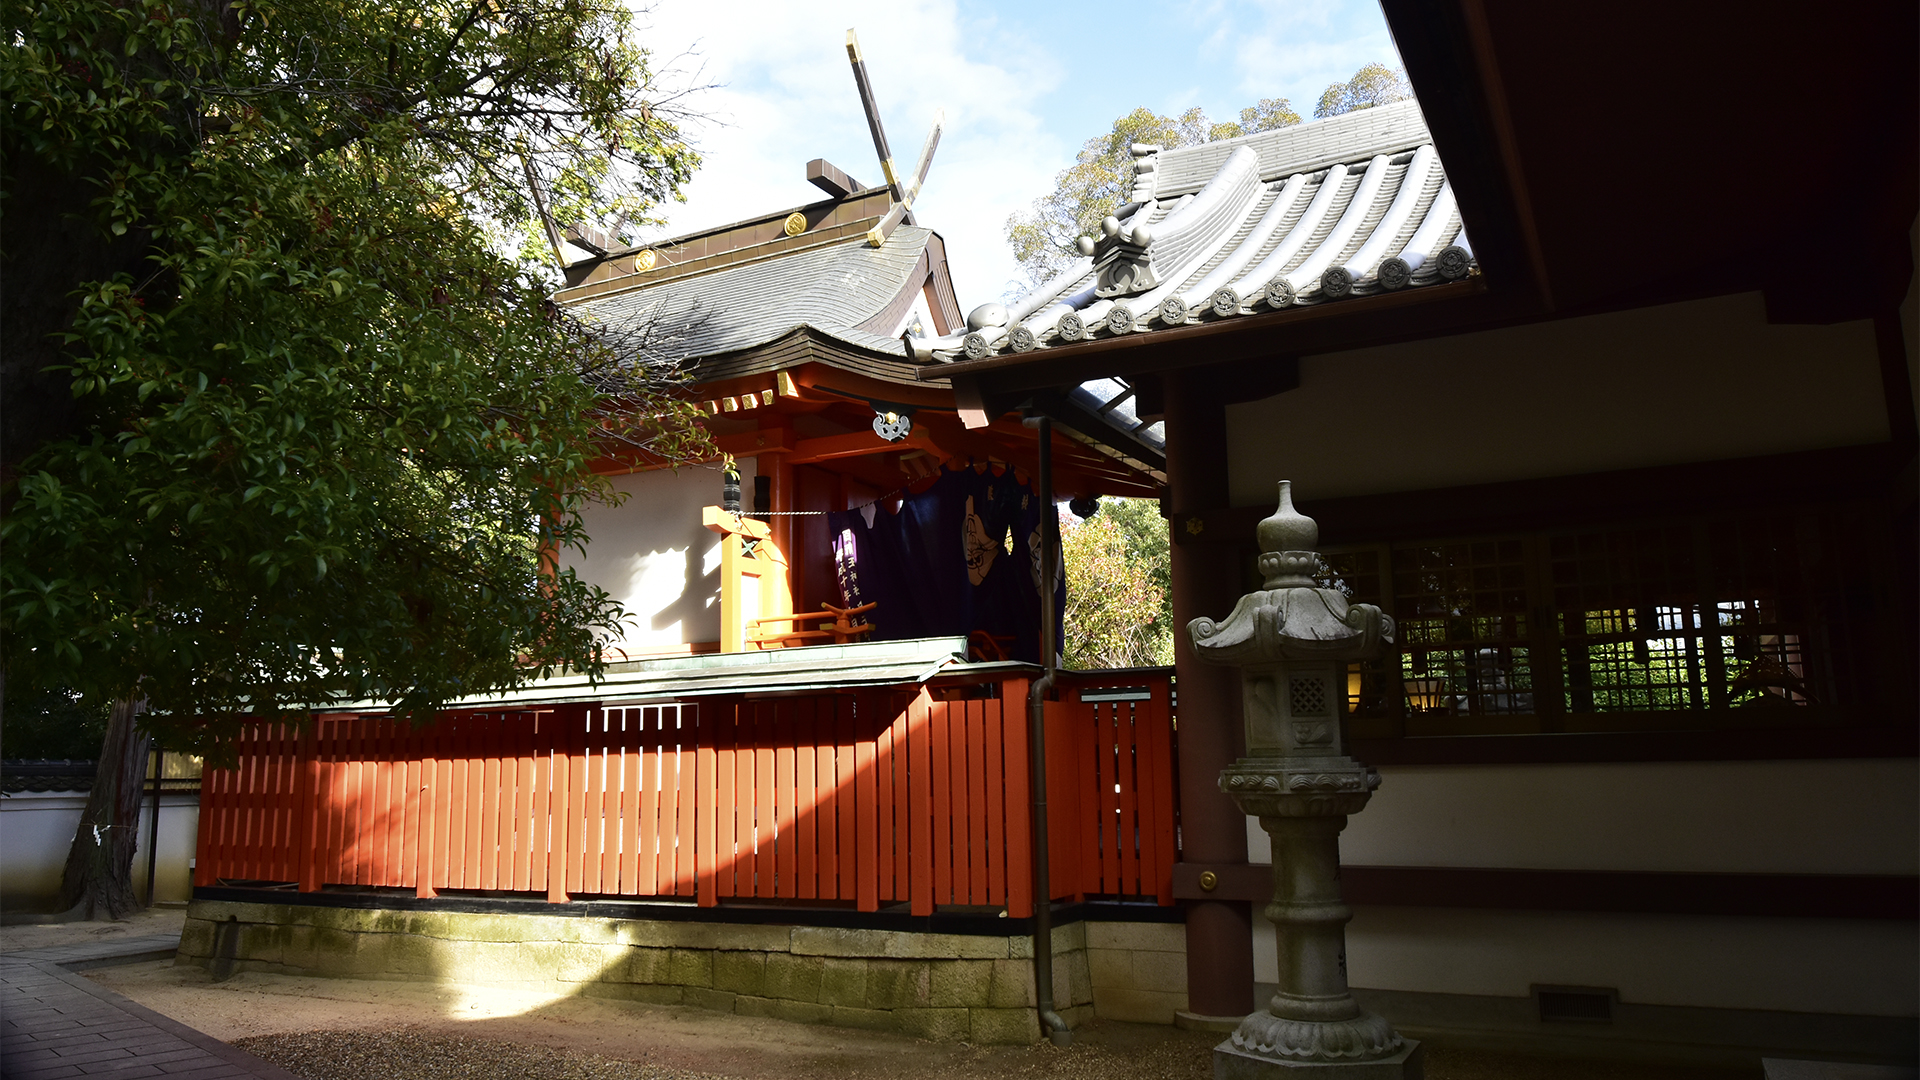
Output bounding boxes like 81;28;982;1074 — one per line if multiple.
1165;369;1255;1019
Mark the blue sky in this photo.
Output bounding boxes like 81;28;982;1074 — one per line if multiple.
628;0;1403;304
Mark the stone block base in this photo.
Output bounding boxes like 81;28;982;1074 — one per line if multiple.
1214;1040;1422;1080
177;899;1110;1044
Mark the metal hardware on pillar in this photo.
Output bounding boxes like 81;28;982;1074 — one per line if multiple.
1024;413;1072;1047
1189;481;1420;1079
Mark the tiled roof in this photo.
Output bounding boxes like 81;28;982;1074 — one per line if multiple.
571;226;938;366
1;760;95;793
910;101;1476;364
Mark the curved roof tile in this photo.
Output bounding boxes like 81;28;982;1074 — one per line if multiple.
575;227;936;365
914;101;1477;364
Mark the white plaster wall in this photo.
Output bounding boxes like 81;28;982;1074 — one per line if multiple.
1246;759;1920;876
1241;758;1919;1016
562;461;752;654
0;793;200;911
137;795;200;904
1225;292;1891;502
1336;908;1919;1017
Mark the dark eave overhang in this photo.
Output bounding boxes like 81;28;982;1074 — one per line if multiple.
1380;0;1917;324
915;277;1490;397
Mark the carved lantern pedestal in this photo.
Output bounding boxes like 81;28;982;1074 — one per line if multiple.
1189;482;1421;1080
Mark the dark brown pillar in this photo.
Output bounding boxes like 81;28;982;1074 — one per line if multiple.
1165;368;1255;1019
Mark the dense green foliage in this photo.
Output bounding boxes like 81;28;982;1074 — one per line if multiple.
1;0;709;754
1004;66;1412;284
1061;498;1172;670
2;686;112;760
1313;63;1413;119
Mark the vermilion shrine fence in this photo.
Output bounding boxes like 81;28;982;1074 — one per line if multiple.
195;671;1177;916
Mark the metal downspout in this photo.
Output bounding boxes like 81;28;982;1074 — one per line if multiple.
1024;414;1073;1047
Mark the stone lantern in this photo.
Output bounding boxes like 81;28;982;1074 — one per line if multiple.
1188;481;1420;1079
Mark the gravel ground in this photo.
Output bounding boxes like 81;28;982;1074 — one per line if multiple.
233;1030;737;1080
45;910;1759;1080
228;1026;1762;1080
232;1025;1216;1080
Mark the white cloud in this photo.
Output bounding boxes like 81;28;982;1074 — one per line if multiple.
623;0;1406;310
629;0;1068;303
1210;0;1403;113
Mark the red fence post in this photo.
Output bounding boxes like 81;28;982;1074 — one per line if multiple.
415;715;438;899
854;701;879;913
1148;675;1179;905
547;705;580;903
296;722;319;892
1062;699;1091;902
693;702;716;906
1000;678;1033;918
907;687;934;916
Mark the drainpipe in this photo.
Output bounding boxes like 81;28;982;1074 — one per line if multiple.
1023;413;1073;1047
144;748;161;907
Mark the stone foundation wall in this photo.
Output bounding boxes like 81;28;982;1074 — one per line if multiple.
1086;920;1189;1023
178;900;1101;1044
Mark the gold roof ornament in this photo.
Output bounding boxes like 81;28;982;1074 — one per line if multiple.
634;249;657;272
783;212;808;237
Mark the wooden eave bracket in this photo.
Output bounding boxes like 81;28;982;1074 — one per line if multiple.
952;374;994;430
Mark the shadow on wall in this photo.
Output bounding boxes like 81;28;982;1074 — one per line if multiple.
564;464;742;655
648;541;720;640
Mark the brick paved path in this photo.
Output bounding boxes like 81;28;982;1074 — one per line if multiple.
1;932;303;1080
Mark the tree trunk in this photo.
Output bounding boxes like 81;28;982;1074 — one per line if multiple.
60;697;151;919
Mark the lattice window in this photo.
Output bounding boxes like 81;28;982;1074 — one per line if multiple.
1550;522;1818;712
1312;504;1893;734
1393;539;1533;718
1289;675;1329;716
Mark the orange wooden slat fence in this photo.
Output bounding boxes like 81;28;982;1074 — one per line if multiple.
194;673;1178;914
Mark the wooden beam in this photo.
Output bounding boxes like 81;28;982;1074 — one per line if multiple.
865;202;908;248
786;427;938;465
901;110;943;209
563;221;616;257
844;28;912;226
713;427;793;459
951;375;993;429
806;158;866;198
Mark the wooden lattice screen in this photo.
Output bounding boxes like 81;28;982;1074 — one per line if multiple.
195;673;1177;915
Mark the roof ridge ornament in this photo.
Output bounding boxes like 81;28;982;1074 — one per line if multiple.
1127;143;1161;205
1079;212;1159;298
